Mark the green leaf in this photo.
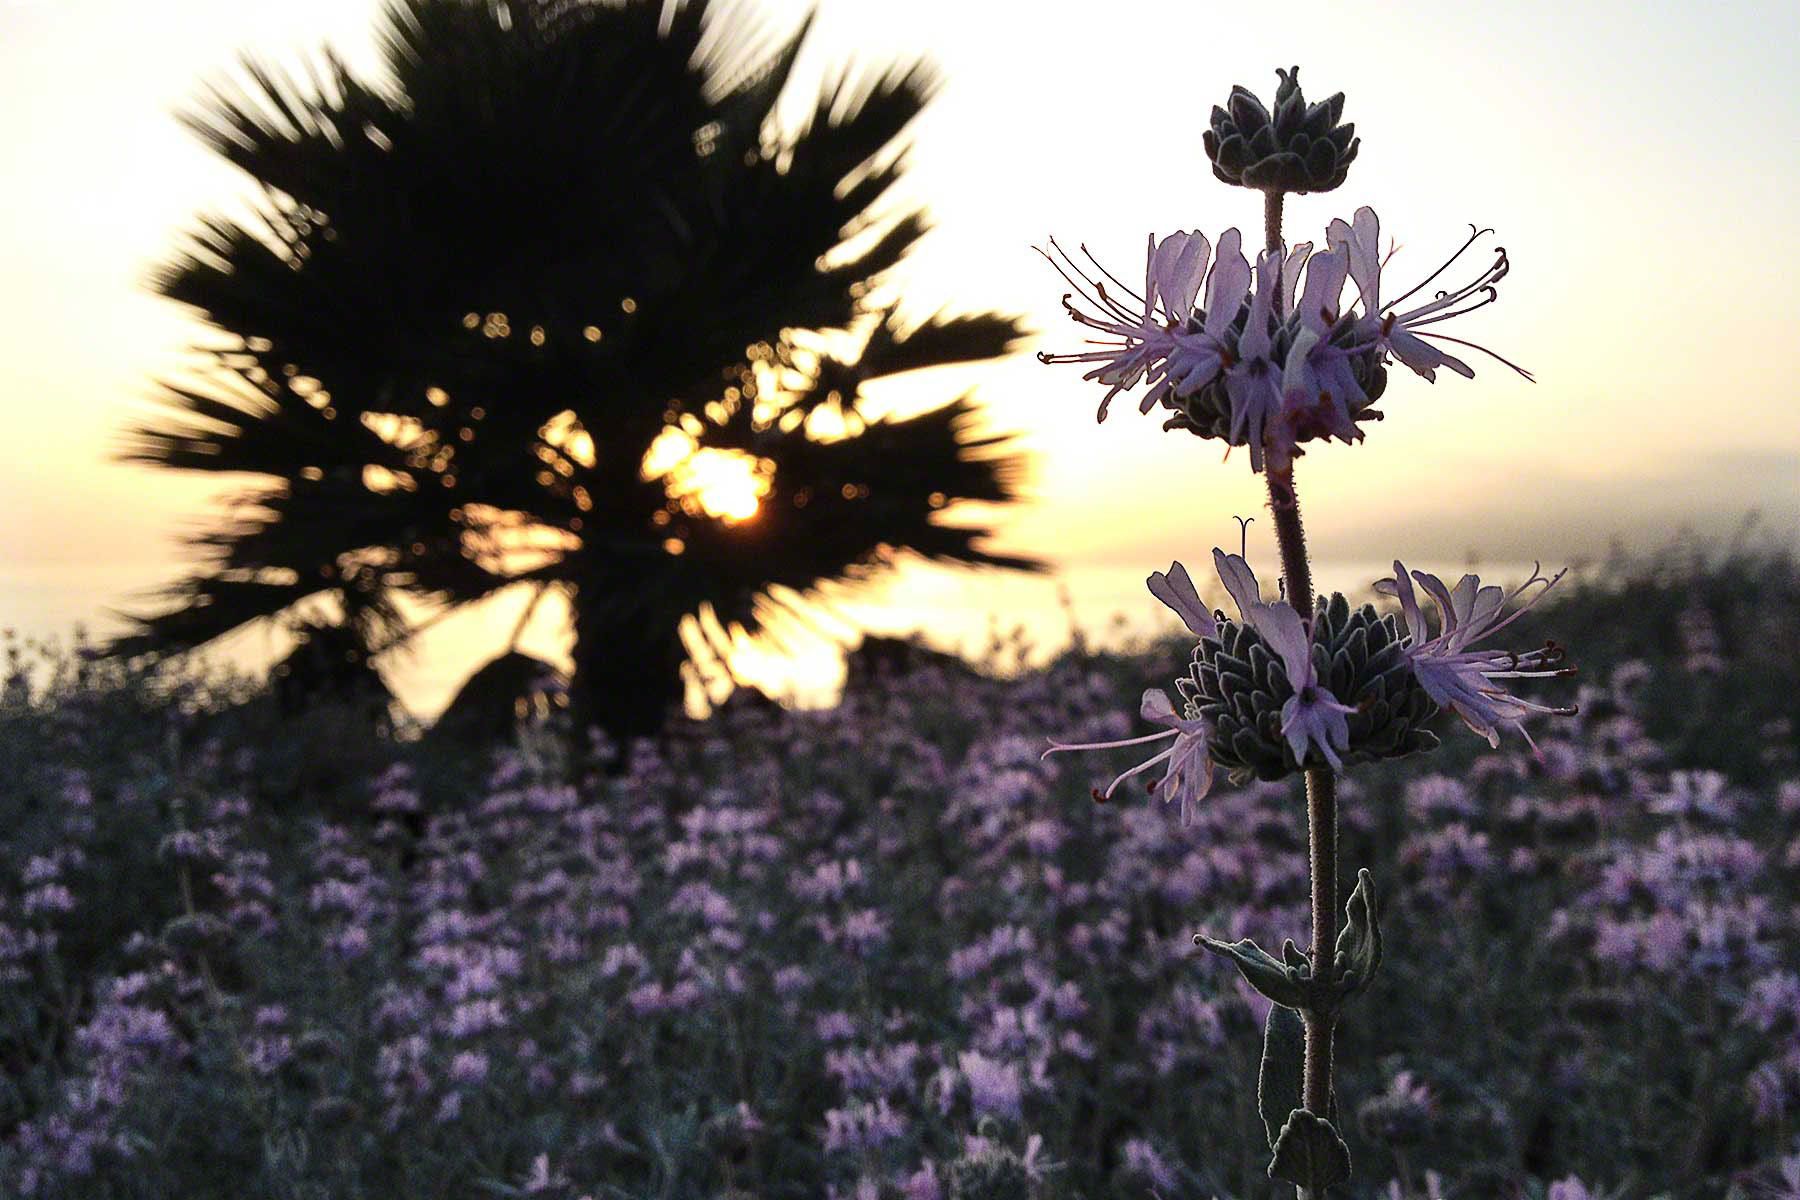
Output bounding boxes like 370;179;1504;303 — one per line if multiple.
1333;868;1382;999
1194;934;1306;1008
1268;1108;1351;1192
1257;1005;1305;1151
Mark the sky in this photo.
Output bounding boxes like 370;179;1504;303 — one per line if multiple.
2;0;1797;713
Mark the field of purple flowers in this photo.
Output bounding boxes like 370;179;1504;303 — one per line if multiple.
2;545;1797;1199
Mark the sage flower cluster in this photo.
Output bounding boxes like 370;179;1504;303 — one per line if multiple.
1038;65;1576;1197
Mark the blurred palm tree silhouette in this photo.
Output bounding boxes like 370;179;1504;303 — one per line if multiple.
111;0;1037;743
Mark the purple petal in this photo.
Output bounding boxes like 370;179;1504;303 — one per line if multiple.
1147;562;1217;639
1154;231;1211;318
1280;688;1353;770
1203;229;1250;340
1411;570;1461;639
1139;688;1179;727
1297;249;1348;331
1246;600;1315;690
1280;241;1313;317
1211;549;1263;621
1378;561;1428;644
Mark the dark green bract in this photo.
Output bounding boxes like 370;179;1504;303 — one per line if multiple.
1203;66;1360;194
1177;592;1439;782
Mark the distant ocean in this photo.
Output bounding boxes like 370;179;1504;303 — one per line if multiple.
6;556;1545;720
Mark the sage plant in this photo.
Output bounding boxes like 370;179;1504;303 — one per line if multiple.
1040;67;1575;1196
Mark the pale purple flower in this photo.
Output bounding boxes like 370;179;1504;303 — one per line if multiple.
957;1050;1023;1120
900;1162;942;1200
1224;249;1287;471
1278;246;1365;446
1044;563;1218;816
1043;688;1214;822
1649;770;1738;821
1121;1138;1179;1190
814;1011;857;1042
1378;561;1575;750
447;1050;490;1085
1147;561;1217;639
1040;207;1525;471
522;1153;569;1195
1763;1152;1800;1199
1167;228;1252;396
1214;549;1354;769
22;885;75;917
1328;206;1530;384
1036;230;1237;420
822;1098;907;1153
245;1036;294;1076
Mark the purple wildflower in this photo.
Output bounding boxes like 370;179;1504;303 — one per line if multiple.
1146;561;1217;639
1036;229;1238;420
1043;688;1215;822
1214;549;1355;769
1328;206;1529;384
1378;561;1575;750
1040;207;1526;471
957;1050;1023;1120
1223;249;1289;471
1121;1138;1179;1190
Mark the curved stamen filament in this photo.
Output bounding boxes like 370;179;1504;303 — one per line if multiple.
1385;224;1496;310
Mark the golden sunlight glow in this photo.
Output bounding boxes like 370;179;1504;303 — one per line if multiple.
640;426;774;524
540;411;596;468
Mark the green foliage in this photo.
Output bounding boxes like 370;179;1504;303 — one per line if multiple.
1269;1108;1352;1193
1258;1005;1305;1152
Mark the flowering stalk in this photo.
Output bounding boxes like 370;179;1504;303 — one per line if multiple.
1264;191;1339;1195
1038;64;1575;1198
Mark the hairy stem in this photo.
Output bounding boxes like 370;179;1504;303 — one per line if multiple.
1264;188;1286;313
1266;473;1314;613
1263;189;1284;257
1303;768;1337;1112
1263;188;1341;1197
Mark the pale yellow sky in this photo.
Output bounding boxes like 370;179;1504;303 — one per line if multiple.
2;0;1796;711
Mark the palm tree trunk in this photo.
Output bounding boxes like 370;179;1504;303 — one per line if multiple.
568;585;688;771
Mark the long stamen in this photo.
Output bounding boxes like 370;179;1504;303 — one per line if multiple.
1406;287;1500;327
1385;224;1495;310
1411;331;1535;381
1041;728;1178;758
1080;243;1149;309
1040;240;1142;323
1037;247;1141;326
1101;744;1178;796
1393;251;1509;322
1467;566;1567;641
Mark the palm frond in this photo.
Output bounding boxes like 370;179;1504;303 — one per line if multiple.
117;0;1036;736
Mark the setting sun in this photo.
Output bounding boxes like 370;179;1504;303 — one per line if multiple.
641;428;774;524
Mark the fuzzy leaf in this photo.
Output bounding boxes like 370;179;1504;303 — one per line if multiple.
1257;1005;1305;1151
1268;1108;1352;1192
1194;934;1306;1008
1334;868;1382;998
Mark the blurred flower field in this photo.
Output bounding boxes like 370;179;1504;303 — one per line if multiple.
1;544;1797;1199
